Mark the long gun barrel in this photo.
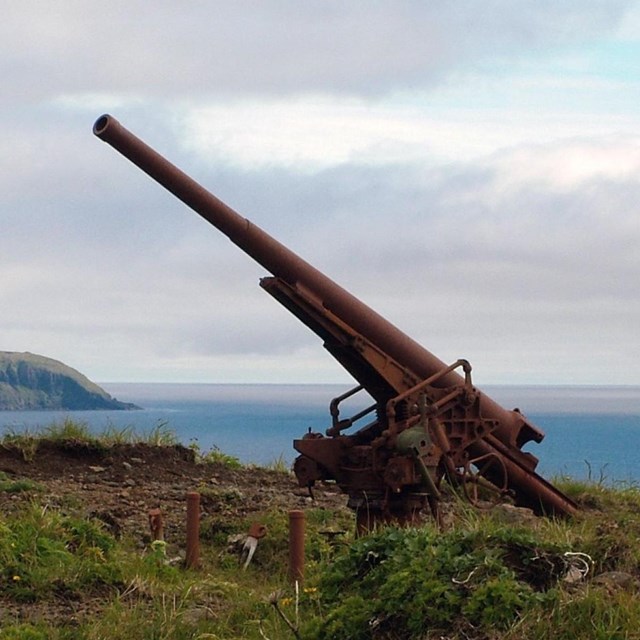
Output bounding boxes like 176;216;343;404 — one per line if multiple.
94;114;576;520
93;115;456;388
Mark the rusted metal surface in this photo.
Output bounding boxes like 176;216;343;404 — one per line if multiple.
241;522;268;569
288;510;305;584
148;508;164;541
248;522;268;540
94;115;578;526
185;491;200;569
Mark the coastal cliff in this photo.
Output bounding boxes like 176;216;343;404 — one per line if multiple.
0;351;139;410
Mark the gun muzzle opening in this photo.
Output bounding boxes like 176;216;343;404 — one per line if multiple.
93;114;112;137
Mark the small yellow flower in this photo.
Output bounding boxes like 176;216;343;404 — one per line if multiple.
303;587;317;594
12;575;21;581
280;597;293;606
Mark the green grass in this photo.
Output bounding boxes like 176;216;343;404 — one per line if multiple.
1;427;41;461
0;498;353;640
142;420;179;447
262;453;291;474
0;419;181;455
193;444;243;469
3;480;640;639
1;419;246;470
0;471;42;494
2;427;640;638
0;502;123;605
296;478;640;640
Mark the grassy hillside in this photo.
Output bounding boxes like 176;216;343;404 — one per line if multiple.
0;351;138;410
0;423;639;639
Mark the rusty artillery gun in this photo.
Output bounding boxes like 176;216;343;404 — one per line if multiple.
93;115;577;530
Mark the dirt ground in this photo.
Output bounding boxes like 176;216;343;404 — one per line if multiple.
0;441;354;628
0;440;347;546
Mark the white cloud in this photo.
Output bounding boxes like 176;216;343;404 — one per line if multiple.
176;96;640;171
1;1;632;103
15;132;637;385
1;1;639;385
490;139;640;189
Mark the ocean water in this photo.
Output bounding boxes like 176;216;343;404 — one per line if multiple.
1;383;639;484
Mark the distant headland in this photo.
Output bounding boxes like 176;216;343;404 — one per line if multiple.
0;351;140;411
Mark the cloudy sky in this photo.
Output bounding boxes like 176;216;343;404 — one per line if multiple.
2;1;639;386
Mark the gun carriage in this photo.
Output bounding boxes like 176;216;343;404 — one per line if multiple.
94;115;577;530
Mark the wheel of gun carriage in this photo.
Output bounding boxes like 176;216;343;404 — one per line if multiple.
460;452;509;508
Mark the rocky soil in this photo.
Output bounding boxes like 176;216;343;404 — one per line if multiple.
0;440;352;627
0;441;347;546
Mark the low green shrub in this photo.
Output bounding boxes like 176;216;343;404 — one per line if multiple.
0;503;122;602
303;523;568;639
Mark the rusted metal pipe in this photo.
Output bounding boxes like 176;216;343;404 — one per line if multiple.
148;508;164;541
288;510;305;584
185;491;200;569
92;118;487;400
93;116;538;439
